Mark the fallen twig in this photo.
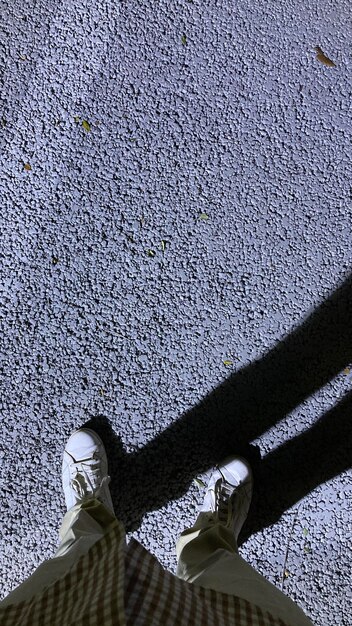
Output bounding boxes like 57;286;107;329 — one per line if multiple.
281;504;301;591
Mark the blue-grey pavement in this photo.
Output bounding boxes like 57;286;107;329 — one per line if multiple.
0;1;351;624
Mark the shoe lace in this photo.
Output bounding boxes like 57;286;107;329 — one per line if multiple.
70;454;110;502
214;469;238;526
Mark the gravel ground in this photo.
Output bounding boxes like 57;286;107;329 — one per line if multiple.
1;1;351;624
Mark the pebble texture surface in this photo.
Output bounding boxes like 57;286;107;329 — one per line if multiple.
0;1;352;624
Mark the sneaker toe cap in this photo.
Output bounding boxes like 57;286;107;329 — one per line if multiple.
219;456;253;486
64;429;104;461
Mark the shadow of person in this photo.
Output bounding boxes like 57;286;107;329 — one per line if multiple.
239;389;352;545
83;271;352;540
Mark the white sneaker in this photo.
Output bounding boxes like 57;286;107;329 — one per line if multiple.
62;428;115;515
198;456;253;541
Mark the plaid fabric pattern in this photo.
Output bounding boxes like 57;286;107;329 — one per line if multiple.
0;521;292;626
124;539;291;626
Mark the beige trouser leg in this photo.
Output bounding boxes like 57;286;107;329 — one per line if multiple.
0;498;117;607
176;514;314;626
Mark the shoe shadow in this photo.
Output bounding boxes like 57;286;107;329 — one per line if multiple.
83;272;352;540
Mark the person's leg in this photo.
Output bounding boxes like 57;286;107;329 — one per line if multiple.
176;458;314;626
176;511;238;579
176;456;249;582
1;498;118;607
1;429;119;607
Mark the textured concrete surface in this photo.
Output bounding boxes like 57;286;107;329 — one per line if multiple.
0;0;352;623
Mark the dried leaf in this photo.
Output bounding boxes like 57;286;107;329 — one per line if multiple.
199;213;209;220
181;33;187;46
304;546;311;554
315;46;336;67
82;120;91;132
74;116;80;124
343;367;350;375
147;249;155;257
223;360;233;366
161;240;166;251
303;528;309;537
24;163;32;171
193;478;206;489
